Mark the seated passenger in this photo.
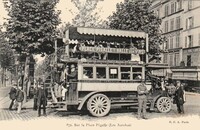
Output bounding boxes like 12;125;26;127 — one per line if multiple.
131;53;140;62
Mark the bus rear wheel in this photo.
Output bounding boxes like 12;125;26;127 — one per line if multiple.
87;94;111;117
156;97;171;113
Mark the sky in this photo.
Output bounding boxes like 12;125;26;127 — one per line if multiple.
0;0;124;63
0;0;124;26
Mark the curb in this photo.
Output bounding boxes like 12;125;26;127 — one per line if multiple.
185;92;200;96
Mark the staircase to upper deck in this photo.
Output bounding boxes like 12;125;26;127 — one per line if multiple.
43;71;67;110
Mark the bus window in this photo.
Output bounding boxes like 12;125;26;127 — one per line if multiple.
109;68;118;79
121;67;131;80
96;67;106;79
132;68;142;80
83;67;93;79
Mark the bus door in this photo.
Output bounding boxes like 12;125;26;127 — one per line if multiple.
66;82;78;105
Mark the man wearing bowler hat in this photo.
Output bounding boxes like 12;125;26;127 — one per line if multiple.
137;79;149;119
37;82;48;117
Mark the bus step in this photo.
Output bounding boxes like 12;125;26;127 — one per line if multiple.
111;103;139;107
111;100;137;103
56;108;67;111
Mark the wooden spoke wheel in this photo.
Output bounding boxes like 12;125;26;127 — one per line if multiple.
87;94;111;117
156;97;171;113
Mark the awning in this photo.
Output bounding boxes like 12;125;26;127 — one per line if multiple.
77;27;146;38
146;63;169;69
63;27;146;44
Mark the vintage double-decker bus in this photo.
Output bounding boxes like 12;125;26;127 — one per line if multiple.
46;27;172;117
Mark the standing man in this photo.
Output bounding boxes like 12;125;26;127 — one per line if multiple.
174;80;185;114
68;64;78;82
15;86;24;114
33;81;38;111
8;82;17;110
137;80;148;119
37;83;48;117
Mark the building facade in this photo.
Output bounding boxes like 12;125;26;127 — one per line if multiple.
150;0;200;85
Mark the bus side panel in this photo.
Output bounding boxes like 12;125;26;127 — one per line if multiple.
77;82;151;92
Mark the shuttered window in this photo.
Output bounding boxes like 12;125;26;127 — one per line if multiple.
165;5;169;16
176;34;180;48
171;2;175;14
165;21;169;33
170;19;174;31
188;35;193;47
170;37;173;49
176;16;181;29
199;33;200;45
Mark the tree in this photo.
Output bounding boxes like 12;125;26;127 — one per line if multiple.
0;29;15;87
109;0;166;62
4;0;60;55
4;0;60;101
71;0;106;27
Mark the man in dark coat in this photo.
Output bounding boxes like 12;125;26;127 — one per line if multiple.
33;85;38;111
36;83;48;117
8;83;17;110
174;80;185;114
67;64;78;82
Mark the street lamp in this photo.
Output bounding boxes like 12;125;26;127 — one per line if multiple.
140;40;146;82
140;40;145;64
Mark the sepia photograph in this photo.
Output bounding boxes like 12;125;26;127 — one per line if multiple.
0;0;200;130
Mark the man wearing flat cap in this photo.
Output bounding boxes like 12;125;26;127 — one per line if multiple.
174;80;185;114
137;80;148;119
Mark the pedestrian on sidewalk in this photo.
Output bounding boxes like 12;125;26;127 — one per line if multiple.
33;81;38;111
37;83;48;117
137;80;149;119
174;80;185;114
8;82;17;110
15;86;24;114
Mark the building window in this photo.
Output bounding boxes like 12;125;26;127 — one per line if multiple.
156;8;160;17
163;54;168;64
174;53;180;66
199;33;200;45
186;17;194;29
164;21;169;33
170;37;173;49
185;35;193;48
188;1;193;10
165;38;169;49
169;54;173;66
171;2;175;14
188;35;193;47
176;0;182;11
170;18;174;31
176;34;180;48
187;55;191;66
176;16;181;29
165;5;169;16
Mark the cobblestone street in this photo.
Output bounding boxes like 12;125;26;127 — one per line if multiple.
1;86;200;121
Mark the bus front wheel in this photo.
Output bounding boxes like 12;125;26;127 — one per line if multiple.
156;97;171;113
87;94;111;117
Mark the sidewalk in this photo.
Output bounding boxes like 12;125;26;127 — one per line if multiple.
0;98;34;110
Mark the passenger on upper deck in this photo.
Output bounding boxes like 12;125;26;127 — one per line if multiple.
130;43;140;62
